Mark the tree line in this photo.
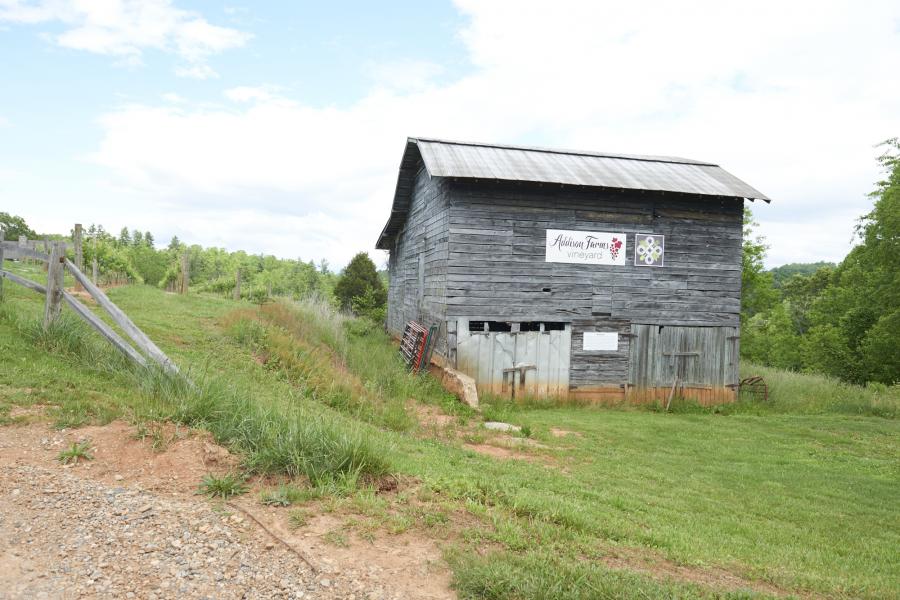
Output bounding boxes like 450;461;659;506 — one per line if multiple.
741;139;899;385
0;219;387;322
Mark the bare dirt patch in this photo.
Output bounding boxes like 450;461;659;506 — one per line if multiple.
412;402;457;429
550;427;582;438
463;442;534;461
232;501;455;600
0;420;237;495
0;420;457;599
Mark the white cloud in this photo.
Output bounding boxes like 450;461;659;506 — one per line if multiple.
224;85;279;103
0;0;249;75
174;63;218;80
0;115;9;127
367;59;444;93
81;0;900;267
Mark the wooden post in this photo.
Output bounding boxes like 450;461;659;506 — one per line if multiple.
180;252;189;294
65;258;178;374
91;235;99;285
43;242;64;328
18;236;26;265
0;230;5;301
73;224;83;292
43;237;51;272
233;268;241;301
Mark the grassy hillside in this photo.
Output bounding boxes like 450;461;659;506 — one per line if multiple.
1;263;898;599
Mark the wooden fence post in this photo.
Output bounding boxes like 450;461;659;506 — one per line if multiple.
18;236;26;265
233;268;241;301
43;237;51;272
180;252;189;294
91;235;99;285
73;224;83;292
0;230;5;302
43;242;64;328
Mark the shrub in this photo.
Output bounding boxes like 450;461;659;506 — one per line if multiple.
334;253;386;312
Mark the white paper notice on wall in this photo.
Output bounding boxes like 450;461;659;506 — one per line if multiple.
583;331;618;351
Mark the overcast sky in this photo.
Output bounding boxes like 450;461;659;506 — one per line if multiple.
1;0;898;269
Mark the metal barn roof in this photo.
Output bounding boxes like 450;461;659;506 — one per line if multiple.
376;137;770;249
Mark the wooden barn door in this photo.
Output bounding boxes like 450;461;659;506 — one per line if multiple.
628;324;739;402
455;320;571;398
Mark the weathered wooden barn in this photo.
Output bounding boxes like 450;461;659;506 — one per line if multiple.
376;138;770;403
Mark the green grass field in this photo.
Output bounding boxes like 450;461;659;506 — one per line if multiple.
1;262;898;599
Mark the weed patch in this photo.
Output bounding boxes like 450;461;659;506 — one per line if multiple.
198;473;248;499
58;440;94;465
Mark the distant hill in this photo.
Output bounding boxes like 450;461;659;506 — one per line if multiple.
769;261;836;288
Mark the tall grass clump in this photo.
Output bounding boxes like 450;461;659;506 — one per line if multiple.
734;362;899;418
131;366;392;484
12;311;132;375
222;299;462;430
262;298;462;414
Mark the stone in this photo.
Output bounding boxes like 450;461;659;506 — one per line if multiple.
440;367;479;409
484;421;522;432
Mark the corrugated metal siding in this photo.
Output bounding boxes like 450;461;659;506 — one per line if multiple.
416;139;769;201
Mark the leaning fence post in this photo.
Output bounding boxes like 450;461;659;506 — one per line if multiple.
233;268;241;301
43;242;64;328
73;224;83;292
0;230;5;301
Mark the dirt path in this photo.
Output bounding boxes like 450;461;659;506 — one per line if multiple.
0;421;455;600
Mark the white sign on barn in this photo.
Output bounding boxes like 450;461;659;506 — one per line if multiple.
583;331;619;351
545;229;627;265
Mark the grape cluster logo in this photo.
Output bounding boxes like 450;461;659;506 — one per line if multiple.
635;234;664;267
610;237;623;260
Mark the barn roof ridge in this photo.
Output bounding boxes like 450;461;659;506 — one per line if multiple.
410;136;716;167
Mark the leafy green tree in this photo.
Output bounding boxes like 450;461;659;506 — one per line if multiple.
334;252;386;313
799;139;900;383
132;230;143;246
741;207;777;319
118;227;131;247
0;212;36;239
770;261;836;288
351;287;388;323
144;231;155;247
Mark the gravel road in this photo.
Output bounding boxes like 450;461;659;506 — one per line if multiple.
0;463;389;599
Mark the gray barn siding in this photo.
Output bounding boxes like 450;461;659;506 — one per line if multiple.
386;164;452;358
443;180;743;389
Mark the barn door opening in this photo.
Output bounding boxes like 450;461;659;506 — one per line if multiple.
455;319;571;398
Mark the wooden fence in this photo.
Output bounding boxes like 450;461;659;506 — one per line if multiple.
0;227;178;375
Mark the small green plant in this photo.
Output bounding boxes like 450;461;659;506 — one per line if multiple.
249;288;272;306
323;528;350;547
260;484;310;506
132;421;175;452
198;473;248;499
58;440;94;465
519;424;532;438
288;508;309;529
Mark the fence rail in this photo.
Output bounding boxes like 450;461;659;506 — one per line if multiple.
0;226;177;374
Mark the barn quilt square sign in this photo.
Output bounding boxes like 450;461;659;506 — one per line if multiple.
545;229;627;265
635;233;664;267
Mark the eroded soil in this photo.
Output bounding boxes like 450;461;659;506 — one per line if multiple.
0;419;455;600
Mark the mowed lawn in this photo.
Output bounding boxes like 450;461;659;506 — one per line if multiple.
0;265;898;599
